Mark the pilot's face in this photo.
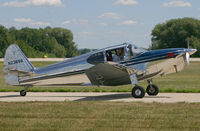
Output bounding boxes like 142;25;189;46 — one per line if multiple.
117;50;121;55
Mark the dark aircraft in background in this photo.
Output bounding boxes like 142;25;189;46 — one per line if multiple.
3;43;197;98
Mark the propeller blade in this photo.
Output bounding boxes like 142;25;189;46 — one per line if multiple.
186;52;190;65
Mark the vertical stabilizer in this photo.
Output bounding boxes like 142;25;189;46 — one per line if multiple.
3;44;34;85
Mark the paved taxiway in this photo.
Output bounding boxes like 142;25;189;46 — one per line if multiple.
0;92;200;103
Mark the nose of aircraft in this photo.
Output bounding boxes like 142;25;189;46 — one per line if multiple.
185;48;197;55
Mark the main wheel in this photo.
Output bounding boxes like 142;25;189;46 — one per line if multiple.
20;90;26;96
146;84;159;96
132;86;145;98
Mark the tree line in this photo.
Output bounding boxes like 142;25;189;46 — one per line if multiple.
0;25;78;58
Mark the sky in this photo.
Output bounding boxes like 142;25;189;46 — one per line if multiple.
0;0;200;49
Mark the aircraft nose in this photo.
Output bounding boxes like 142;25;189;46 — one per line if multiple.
185;48;197;55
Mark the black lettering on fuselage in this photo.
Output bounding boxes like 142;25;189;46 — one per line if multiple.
8;59;23;65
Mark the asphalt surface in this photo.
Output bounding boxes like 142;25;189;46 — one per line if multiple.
0;92;200;103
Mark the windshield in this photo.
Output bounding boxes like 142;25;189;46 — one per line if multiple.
127;44;146;57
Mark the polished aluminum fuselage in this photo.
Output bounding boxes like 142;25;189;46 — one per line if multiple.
18;43;196;86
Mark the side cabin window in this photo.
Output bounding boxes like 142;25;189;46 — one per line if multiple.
106;48;125;62
87;52;105;65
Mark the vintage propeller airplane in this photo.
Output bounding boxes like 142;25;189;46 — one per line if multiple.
3;43;197;98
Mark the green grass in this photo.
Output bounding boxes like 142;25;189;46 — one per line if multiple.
0;102;200;130
0;61;200;93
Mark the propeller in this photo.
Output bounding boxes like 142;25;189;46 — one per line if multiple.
186;52;190;65
186;39;190;65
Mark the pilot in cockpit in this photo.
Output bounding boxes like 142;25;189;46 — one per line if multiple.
112;48;124;62
106;48;125;62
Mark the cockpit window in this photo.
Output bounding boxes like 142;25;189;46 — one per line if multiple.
106;48;125;62
87;52;105;65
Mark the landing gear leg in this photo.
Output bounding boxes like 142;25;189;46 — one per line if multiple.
129;74;145;98
146;79;159;96
20;86;31;96
131;85;145;98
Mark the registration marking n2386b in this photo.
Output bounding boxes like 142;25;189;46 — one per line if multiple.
8;59;23;65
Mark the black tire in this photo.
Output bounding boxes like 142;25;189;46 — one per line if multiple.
146;84;159;96
132;86;145;98
20;90;26;96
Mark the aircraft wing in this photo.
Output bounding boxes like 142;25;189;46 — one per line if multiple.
85;62;144;86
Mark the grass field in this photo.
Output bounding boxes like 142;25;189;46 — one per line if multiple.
0;61;200;93
0;102;199;130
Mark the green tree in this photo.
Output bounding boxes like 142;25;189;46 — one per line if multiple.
45;27;78;57
16;40;44;58
151;17;200;57
51;38;66;57
0;25;77;58
0;25;12;57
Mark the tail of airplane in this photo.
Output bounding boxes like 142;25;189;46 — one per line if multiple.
3;44;35;85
